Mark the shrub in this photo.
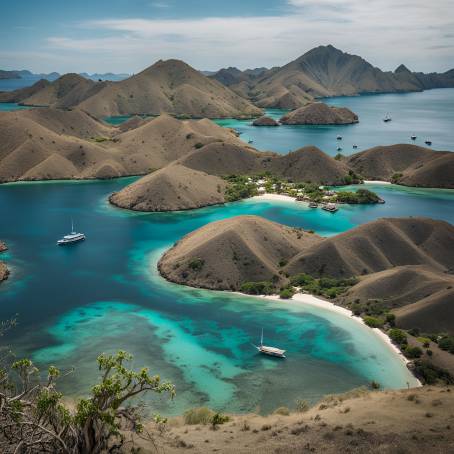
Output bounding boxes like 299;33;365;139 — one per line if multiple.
404;346;423;359
363;316;383;328
279;287;295;299
274;406;290;416
388;328;407;345
188;258;205;271
184;407;215;425
385;313;396;326
194;142;204;149
211;413;229;429
290;273;315;287
240;281;274;295
391;172;403;183
413;360;454;385
295;399;309;412
370;380;380;389
438;336;454;354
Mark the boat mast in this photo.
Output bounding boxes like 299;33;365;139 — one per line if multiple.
260;328;263;347
71;218;74;233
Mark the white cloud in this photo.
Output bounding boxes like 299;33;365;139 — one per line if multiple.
38;1;454;73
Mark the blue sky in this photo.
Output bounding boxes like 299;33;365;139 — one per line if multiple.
1;0;453;73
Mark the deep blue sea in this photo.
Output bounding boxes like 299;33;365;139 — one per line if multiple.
0;89;454;415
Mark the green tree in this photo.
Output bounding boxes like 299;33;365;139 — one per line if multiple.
0;350;175;453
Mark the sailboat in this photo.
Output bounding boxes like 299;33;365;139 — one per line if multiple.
57;219;86;245
383;113;392;122
254;329;286;358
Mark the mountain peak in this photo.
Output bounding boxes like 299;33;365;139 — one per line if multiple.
395;64;411;73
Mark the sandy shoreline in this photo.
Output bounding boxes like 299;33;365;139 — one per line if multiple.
364;180;392;185
249;193;297;203
234;289;421;385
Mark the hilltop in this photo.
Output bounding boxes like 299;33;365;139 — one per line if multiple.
347;144;454;188
159;216;454;334
134;387;454;453
110;163;227;212
217;45;454;108
280;102;358;125
0;109;242;182
77;59;262;118
286;217;454;278
158;215;321;290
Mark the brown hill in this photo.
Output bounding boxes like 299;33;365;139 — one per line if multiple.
158;215;321;290
280;102;358;125
0;79;51;102
285;217;454;278
109;163;227;212
347;144;454;188
267;147;351;184
77;59;262;119
252;116;279;126
116;115;147;132
178;142;267;176
180;144;350;185
18;74;105;108
137;387;454;453
0;109;241;182
343;265;454;333
219;45;454;109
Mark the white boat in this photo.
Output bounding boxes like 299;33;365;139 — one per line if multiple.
254;329;286;358
57;220;85;245
352;144;358;149
411;135;417;140
383;113;392;122
425;140;432;146
336;135;342;140
337;146;342;151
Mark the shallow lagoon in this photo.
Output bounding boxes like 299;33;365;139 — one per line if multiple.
2;179;453;414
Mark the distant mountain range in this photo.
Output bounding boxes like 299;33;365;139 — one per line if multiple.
1;45;453;115
0;69;129;82
209;45;454;108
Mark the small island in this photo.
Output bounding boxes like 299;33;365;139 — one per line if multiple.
280;102;359;125
252;116;279;126
0;240;9;283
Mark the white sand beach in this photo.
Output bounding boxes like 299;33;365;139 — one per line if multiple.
236;290;420;380
364;180;392;185
249;193;297;203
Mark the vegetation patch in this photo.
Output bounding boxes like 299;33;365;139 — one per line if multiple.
223;175;258;202
240;280;275;295
188;257;205;271
290;273;357;299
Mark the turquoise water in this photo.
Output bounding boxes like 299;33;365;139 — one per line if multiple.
2;178;454;415
0;103;33;111
214;89;454;154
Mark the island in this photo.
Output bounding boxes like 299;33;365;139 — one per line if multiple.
280;102;359;125
158;215;454;381
252;116;279;126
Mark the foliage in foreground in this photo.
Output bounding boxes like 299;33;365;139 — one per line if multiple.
0;350;175;453
290;273;358;299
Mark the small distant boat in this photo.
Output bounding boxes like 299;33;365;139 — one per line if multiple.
57;219;85;245
248;139;254;144
337;146;342;151
336;135;342;140
352;144;358;149
308;201;318;208
425;140;432;146
411;135;417;141
322;202;338;213
383;113;392;122
254;329;286;358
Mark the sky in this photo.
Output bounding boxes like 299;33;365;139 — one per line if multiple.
1;0;453;74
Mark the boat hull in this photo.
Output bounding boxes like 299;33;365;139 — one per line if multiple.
57;235;85;245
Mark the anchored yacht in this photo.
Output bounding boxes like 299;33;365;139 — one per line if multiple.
254;329;286;358
57;220;85;245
